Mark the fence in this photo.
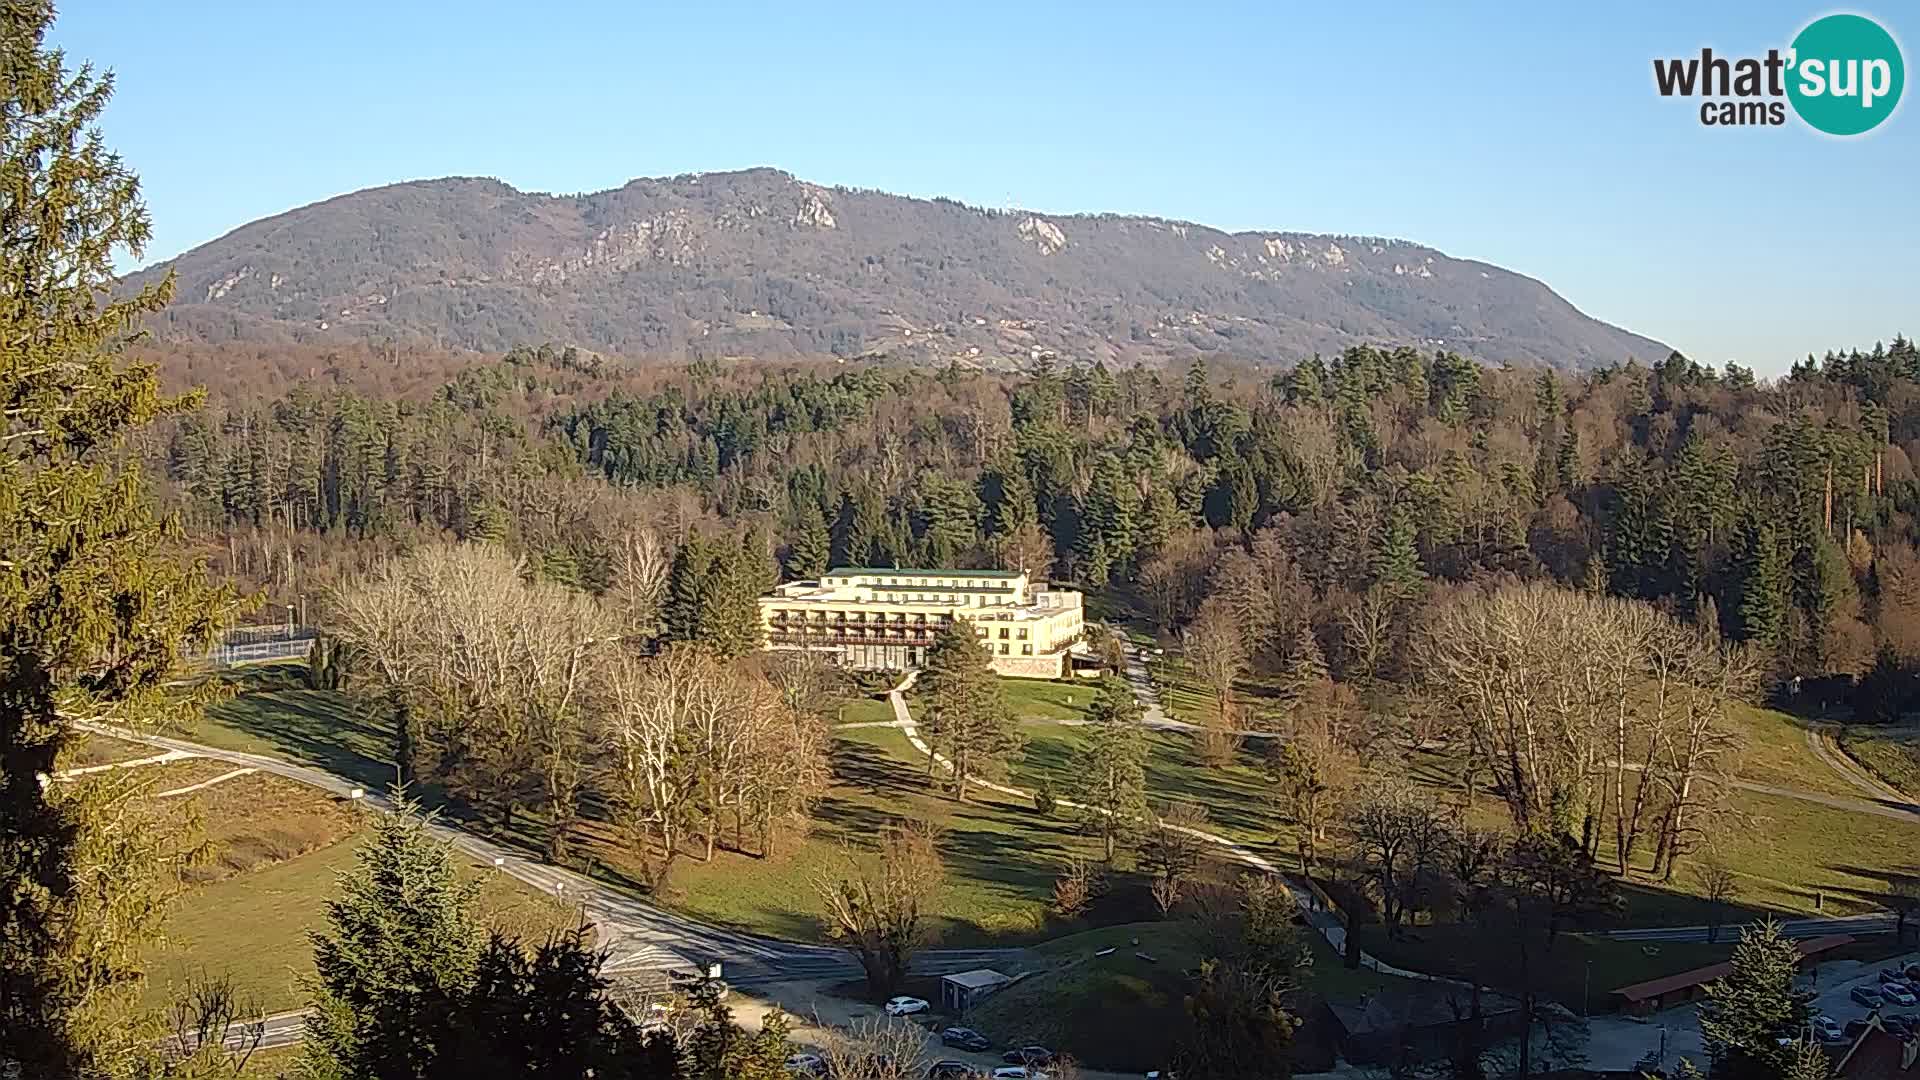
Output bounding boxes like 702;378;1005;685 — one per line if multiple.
199;625;321;667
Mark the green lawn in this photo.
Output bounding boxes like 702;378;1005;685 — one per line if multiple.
1723;702;1861;799
968;918;1407;1072
834;696;896;726
1001;679;1094;725
1007;722;1288;850
239;1046;299;1078
667;724;1150;945
191;666;396;792
1360;923;1734;1012
144;832;578;1014
1840;731;1920;797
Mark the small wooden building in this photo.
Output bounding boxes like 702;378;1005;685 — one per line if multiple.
1610;934;1853;1016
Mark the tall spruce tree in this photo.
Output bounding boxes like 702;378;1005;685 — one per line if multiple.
918;620;1020;802
1;6;238;1071
301;798;486;1078
1734;519;1789;648
1697;920;1813;1080
1071;678;1150;861
784;499;831;580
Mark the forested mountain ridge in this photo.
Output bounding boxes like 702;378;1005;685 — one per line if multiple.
127;167;1667;370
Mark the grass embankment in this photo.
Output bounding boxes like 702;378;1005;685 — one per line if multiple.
834;695;896;726
1840;731;1920;798
121;668;577;1014
144;831;579;1014
968;919;1408;1071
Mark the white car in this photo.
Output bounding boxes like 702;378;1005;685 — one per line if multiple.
1886;983;1919;1007
993;1070;1049;1080
883;995;930;1016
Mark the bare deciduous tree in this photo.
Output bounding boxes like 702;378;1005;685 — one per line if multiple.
1265;728;1357;874
1184;600;1247;768
816;821;945;995
164;972;266;1077
820;1016;931;1080
1692;850;1739;943
609;527;671;640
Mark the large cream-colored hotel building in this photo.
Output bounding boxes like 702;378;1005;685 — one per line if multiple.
758;567;1085;678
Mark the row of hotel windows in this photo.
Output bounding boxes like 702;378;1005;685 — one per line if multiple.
772;610;1034;641
772;610;951;624
848;575;1012;588
863;591;1003;606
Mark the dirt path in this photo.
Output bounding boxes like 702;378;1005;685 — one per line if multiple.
1807;722;1917;805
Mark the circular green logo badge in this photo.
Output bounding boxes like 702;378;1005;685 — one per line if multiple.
1787;13;1904;135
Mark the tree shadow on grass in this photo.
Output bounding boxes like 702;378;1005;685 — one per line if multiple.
201;681;396;793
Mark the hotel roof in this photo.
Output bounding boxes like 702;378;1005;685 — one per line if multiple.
825;567;1025;579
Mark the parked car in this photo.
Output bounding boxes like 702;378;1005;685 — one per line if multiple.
1853;986;1887;1009
928;1062;983;1080
941;1027;992;1052
991;1069;1048;1080
1846;1019;1872;1040
785;1052;825;1077
884;995;931;1017
1884;984;1918;1007
1001;1047;1055;1067
1905;962;1920;982
1880;967;1911;986
1883;1014;1916;1037
1814;1015;1846;1043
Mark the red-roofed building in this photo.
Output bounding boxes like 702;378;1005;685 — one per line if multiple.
1608;935;1854;1016
1836;1015;1920;1080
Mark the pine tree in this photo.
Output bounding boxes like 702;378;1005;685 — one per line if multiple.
1697;920;1813;1080
1371;504;1426;596
919;620;1021;802
663;532;711;643
695;534;768;658
1734;520;1789;648
301;798;486;1078
785;499;831;580
1556;407;1580;491
1285;355;1327;407
439;930;670;1080
1071;678;1149;861
1280;624;1330;711
1;8;240;1071
981;454;1039;537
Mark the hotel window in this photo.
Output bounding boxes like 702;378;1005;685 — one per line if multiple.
1017;629;1028;640
1022;644;1033;656
998;628;1008;639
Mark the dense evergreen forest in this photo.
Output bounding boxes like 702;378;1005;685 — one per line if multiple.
144;337;1920;715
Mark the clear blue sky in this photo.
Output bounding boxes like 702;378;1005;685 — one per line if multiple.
55;1;1917;374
